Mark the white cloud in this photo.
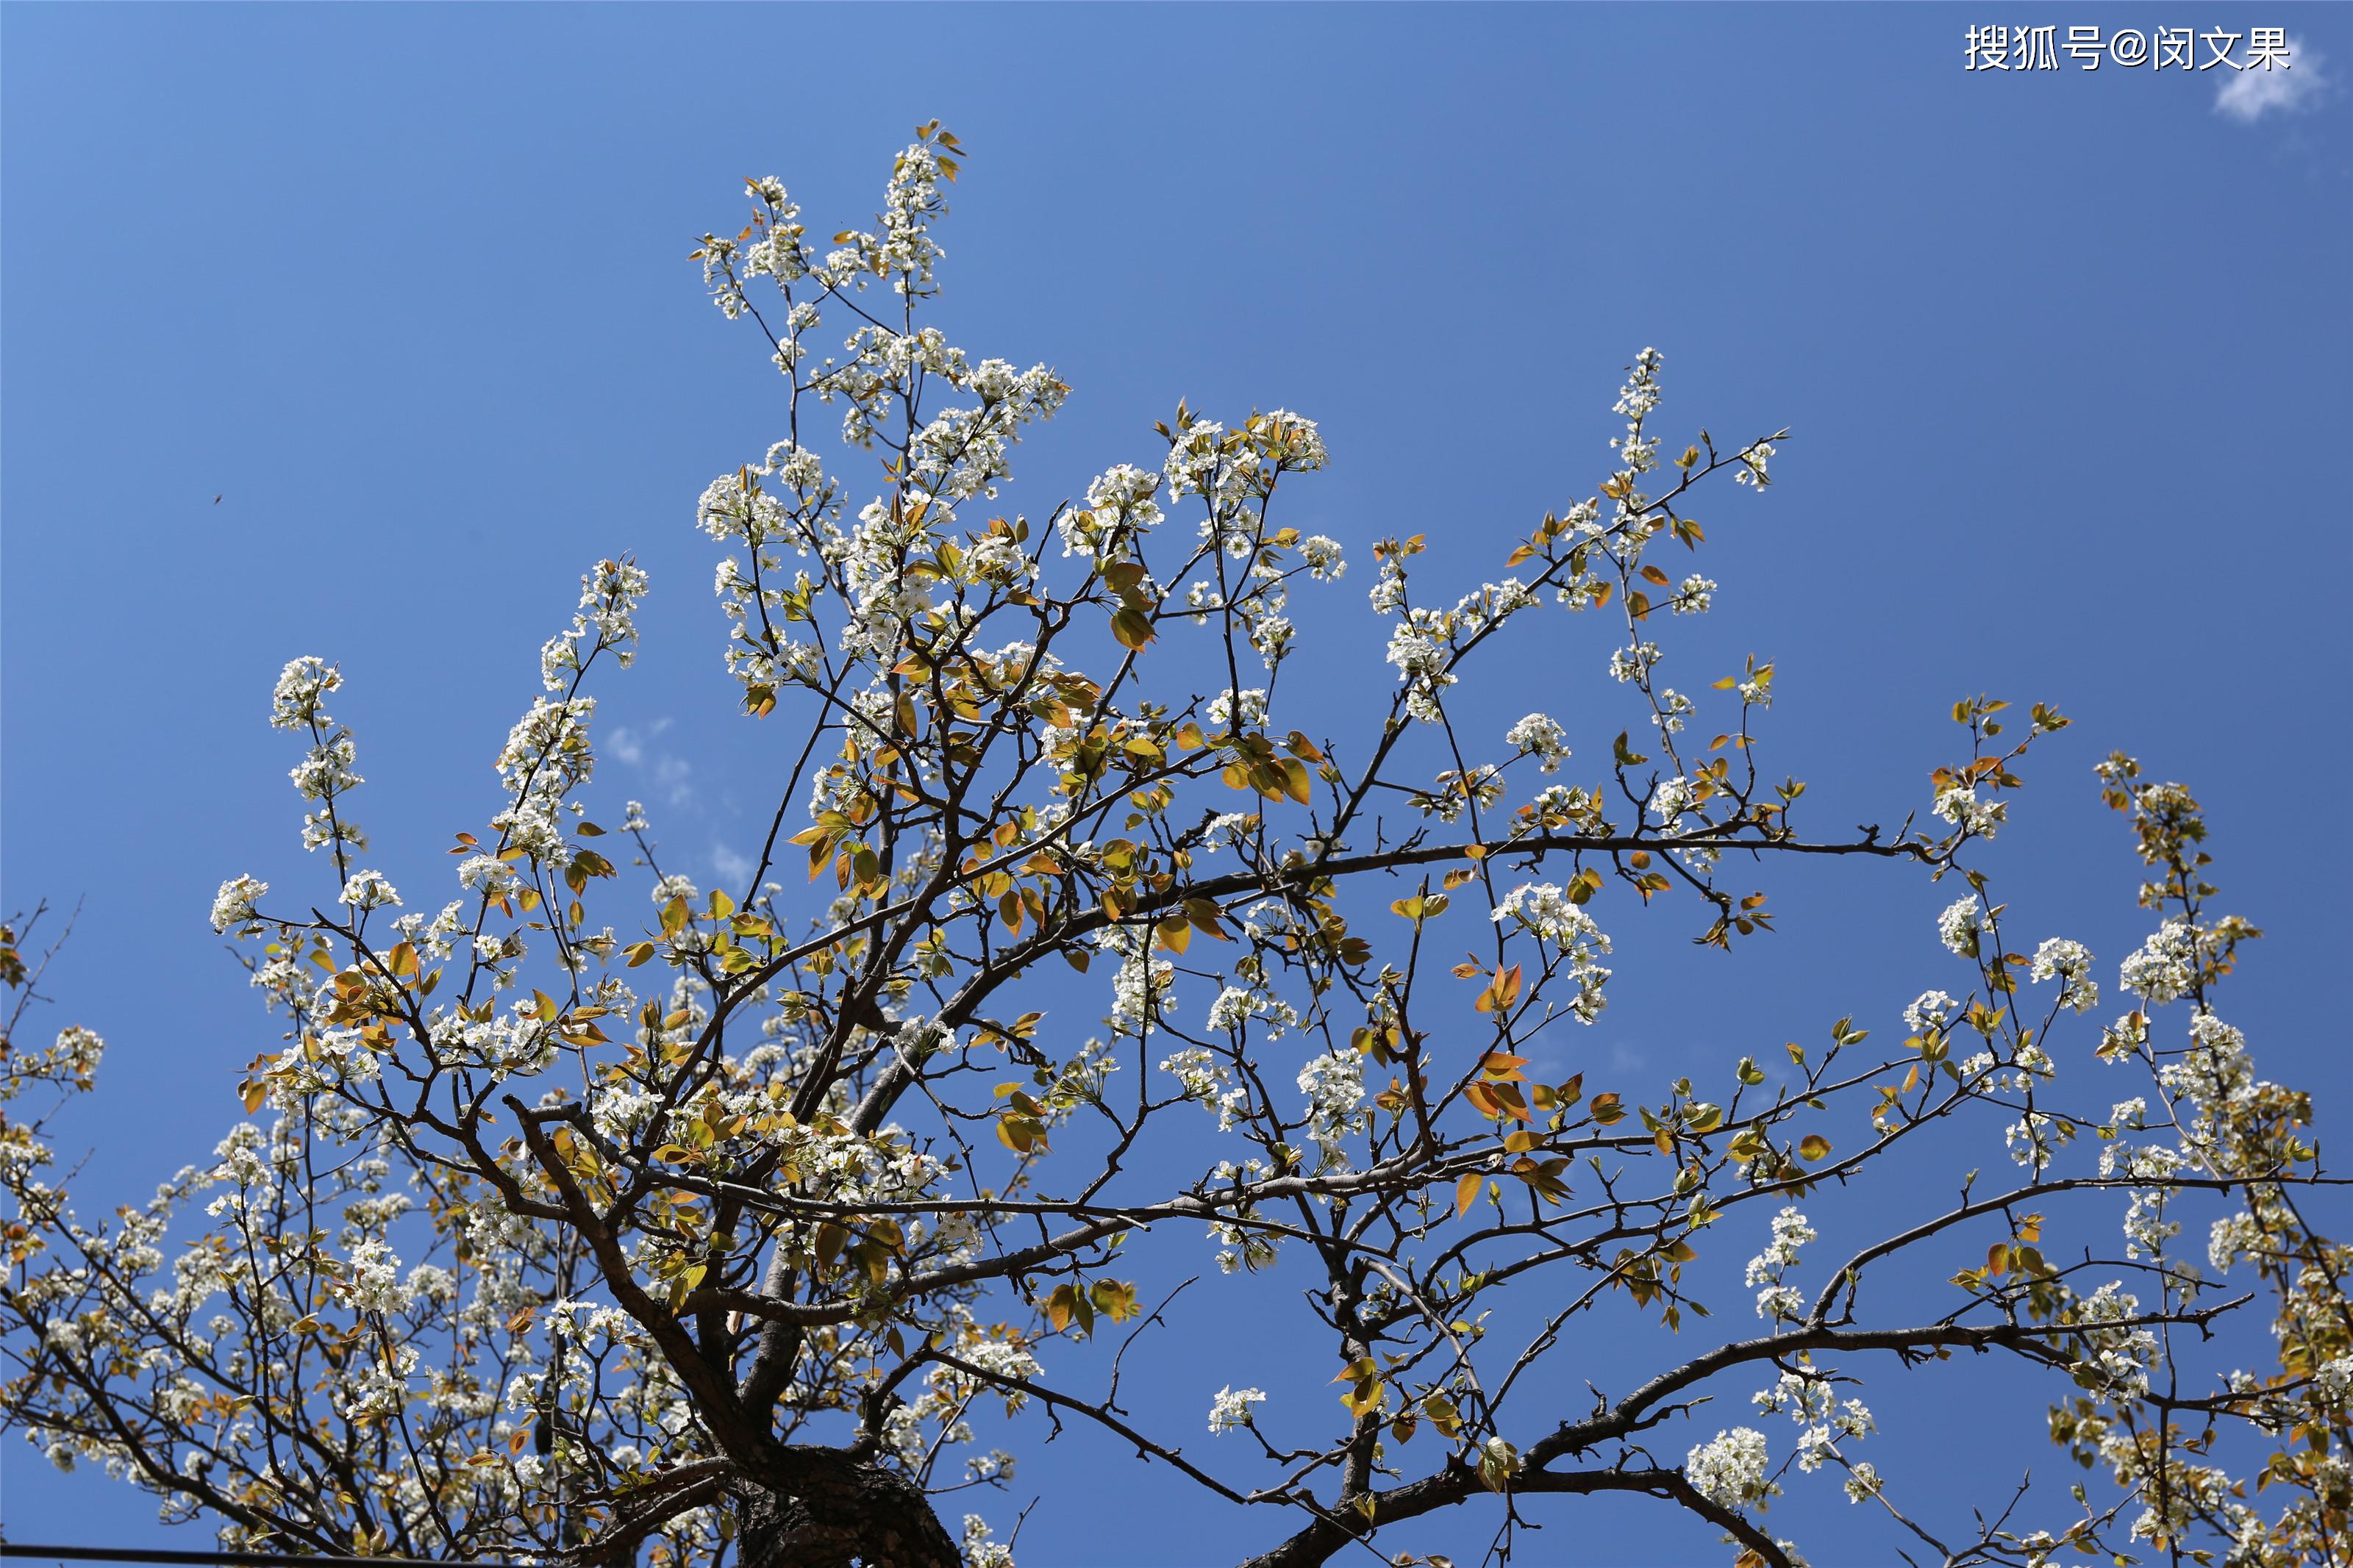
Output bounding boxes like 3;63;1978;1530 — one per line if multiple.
2215;40;2330;123
710;842;754;886
649;756;693;806
605;718;693;805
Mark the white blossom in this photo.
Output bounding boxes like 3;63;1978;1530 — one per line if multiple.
2121;920;2197;1006
1936;895;1982;958
337;870;401;912
457;855;522;898
1490;884;1613;1021
2006;1110;2063;1171
1650;687;1694;734
1607;642;1660;684
210;875;269;936
1057;465;1163;560
1671;573;1715;614
2029;937;2100;1012
1686;1427;1775;1511
1207;1385;1265;1433
1207;688;1268;729
1745;1206;1816;1322
962;1514;1015;1568
1648;775;1693;831
1296;1051;1366;1168
1504;712;1571;772
1933;784;2007;840
1299;535;1346;581
1903;989;1957;1035
269;656;341;731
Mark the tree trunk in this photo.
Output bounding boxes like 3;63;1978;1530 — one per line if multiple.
1233;1517;1355;1568
734;1449;963;1568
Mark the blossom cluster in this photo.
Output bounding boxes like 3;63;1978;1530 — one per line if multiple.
1685;1426;1776;1511
1490;884;1613;1021
1744;1206;1816;1322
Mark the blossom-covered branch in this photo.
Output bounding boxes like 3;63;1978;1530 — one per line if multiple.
4;128;2342;1568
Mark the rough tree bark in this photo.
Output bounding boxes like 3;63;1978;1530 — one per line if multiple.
733;1450;963;1568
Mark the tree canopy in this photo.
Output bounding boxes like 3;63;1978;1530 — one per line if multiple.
4;128;2345;1568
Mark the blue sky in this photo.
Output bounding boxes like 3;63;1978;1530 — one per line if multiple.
4;4;2349;1560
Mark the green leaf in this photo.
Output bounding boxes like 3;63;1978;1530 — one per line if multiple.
1110;607;1155;650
